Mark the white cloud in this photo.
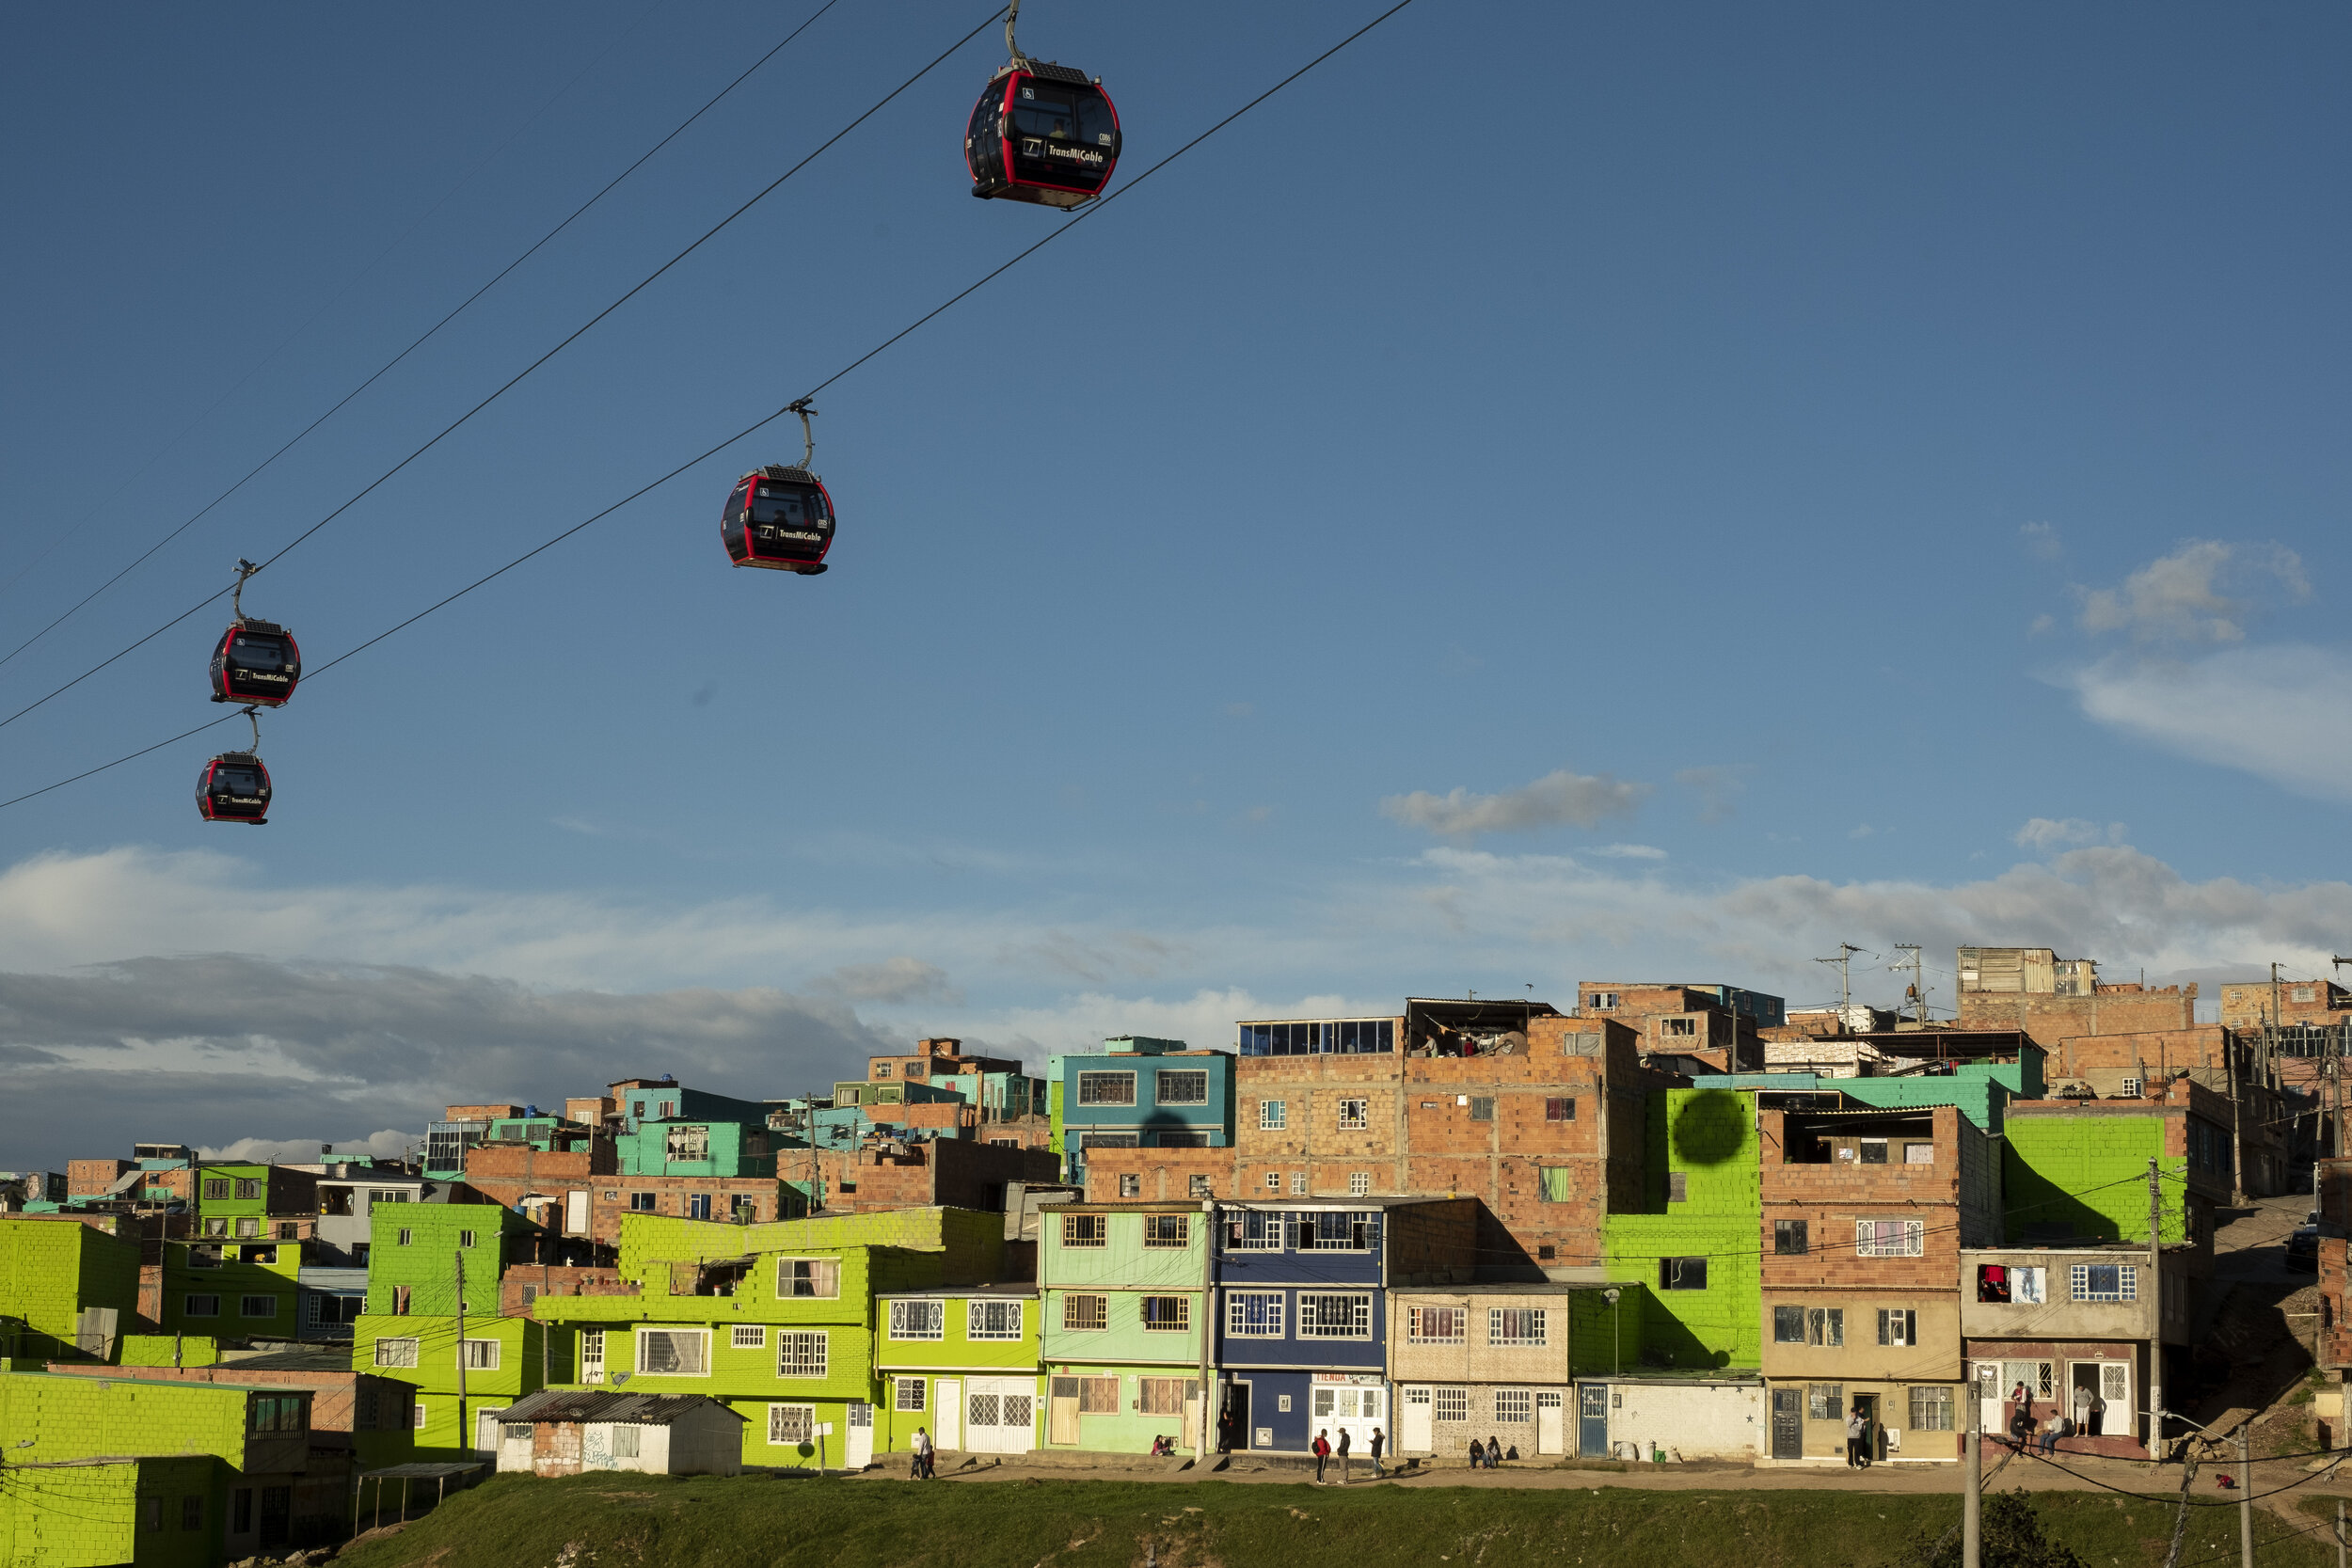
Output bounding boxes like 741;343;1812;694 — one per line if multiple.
2013;818;2125;851
1593;844;1668;861
2021;522;2061;561
1381;768;1650;838
2069;644;2352;805
2078;540;2309;645
201;1129;420;1164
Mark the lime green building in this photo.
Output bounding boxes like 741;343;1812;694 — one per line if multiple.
0;1214;139;1362
1601;1087;1764;1370
159;1236;302;1338
873;1284;1041;1457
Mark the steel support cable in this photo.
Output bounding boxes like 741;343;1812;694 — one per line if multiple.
0;0;669;611
0;0;1422;813
0;5;1006;739
0;0;839;677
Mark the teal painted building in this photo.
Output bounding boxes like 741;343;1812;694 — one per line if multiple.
1058;1039;1235;1185
613;1116;778;1179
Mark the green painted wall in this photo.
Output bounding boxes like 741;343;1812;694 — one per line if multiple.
160;1239;301;1336
0;1453;216;1568
0;1371;253;1465
1040;1361;1199;1455
0;1217;139;1362
1605;1088;1763;1370
2003;1110;2189;1243
873;1291;1041;1453
1039;1210;1208;1369
613;1117;778;1180
120;1335;220;1368
364;1202;539;1316
1565;1284;1648;1379
352;1312;564;1459
612;1207;1008;1284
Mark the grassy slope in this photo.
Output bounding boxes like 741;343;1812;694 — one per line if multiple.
337;1476;2340;1568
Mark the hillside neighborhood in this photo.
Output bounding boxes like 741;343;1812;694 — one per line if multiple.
6;946;2351;1563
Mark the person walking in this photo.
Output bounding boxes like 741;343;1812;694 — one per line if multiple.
1336;1427;1352;1485
1369;1426;1385;1480
1312;1429;1331;1483
910;1426;930;1481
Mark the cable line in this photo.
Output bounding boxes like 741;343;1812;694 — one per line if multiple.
0;0;673;623
0;4;1002;737
0;0;1422;813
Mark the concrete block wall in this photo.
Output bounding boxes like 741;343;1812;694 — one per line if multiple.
2003;1106;2186;1243
0;1371;251;1466
0;1453;216;1568
0;1215;140;1360
612;1206;1006;1284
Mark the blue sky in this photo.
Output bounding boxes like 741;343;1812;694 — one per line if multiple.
3;2;2347;1167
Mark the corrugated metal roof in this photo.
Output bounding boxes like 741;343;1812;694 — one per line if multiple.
500;1389;746;1426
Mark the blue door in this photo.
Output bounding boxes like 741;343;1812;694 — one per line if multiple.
1578;1384;1610;1457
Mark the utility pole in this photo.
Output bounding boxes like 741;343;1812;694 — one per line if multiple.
2335;1496;2344;1568
1895;944;1927;1024
2240;1425;2255;1568
454;1249;468;1458
1817;943;1864;1027
1964;1361;1982;1568
2148;1159;2166;1460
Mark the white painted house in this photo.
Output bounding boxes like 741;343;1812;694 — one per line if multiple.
496;1389;745;1477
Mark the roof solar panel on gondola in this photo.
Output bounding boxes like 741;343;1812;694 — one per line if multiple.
964;2;1120;210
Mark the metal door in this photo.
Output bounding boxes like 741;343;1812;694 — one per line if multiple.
258;1486;292;1547
1771;1388;1803;1460
1048;1376;1080;1446
1400;1386;1432;1452
966;1375;1038;1455
1536;1391;1565;1455
475;1407;507;1457
935;1380;961;1449
845;1402;874;1469
1578;1385;1611;1458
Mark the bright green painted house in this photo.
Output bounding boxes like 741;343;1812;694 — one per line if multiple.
1039;1201;1212;1455
874;1285;1041;1457
0;1453;214;1568
192;1164;315;1237
0;1214;139;1362
160;1237;301;1338
1602;1087;1763;1371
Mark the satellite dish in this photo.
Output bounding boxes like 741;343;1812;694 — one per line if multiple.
612;1371;631;1386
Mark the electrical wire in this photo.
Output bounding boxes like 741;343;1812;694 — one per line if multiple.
0;0;1424;813
0;4;1006;740
0;0;669;613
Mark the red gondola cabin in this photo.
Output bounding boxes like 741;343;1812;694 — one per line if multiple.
210;620;300;706
965;64;1120;209
722;466;834;574
197;752;271;824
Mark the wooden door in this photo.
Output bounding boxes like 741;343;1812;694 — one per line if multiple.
1049;1376;1081;1446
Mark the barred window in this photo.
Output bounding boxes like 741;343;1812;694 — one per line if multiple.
1077;1376;1120;1414
1909;1386;1955;1432
235;1179;262;1200
1077;1072;1136;1106
202;1179;230;1200
1772;1305;1805;1343
890;1300;946;1339
639;1328;708;1376
1855;1219;1925;1258
1434;1386;1470;1423
1141;1296;1191;1333
2071;1263;2137;1303
1228;1291;1285;1338
894;1377;926;1412
1139;1376;1196;1417
1297;1293;1372;1338
1228;1212;1282;1251
968;1300;1024;1340
1409;1306;1465;1343
769;1404;813;1445
1337;1099;1369;1130
1469;1098;1495;1122
1061;1294;1107;1332
1144;1214;1190;1249
1487;1307;1548;1347
1156;1070;1209;1105
373;1337;420;1369
775;1330;828;1378
731;1325;766;1349
1061;1213;1107;1247
1494;1388;1534;1425
1808;1384;1843;1420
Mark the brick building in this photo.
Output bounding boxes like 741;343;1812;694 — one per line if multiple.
1756;1104;1998;1463
1578;983;1772;1072
803;1133;1061;1216
1954;947;2197;1050
1083;999;1661;1275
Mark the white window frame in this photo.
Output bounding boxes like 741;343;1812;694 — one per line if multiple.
1855;1218;1926;1258
778;1258;840;1300
731;1325;767;1349
1076;1071;1136;1106
1155;1070;1210;1106
1408;1306;1465;1344
459;1338;501;1370
636;1326;710;1377
2070;1262;2138;1303
1296;1293;1373;1339
373;1336;420;1368
1486;1307;1548;1347
1258;1100;1287;1132
1226;1291;1286;1338
967;1300;1024;1341
769;1403;814;1445
894;1377;927;1413
1263;1172;1281;1193
1433;1386;1470;1423
1494;1387;1534;1424
775;1329;828;1379
1337;1098;1369;1131
580;1329;604;1384
1289;1172;1308;1196
889;1299;946;1340
1348;1172;1371;1197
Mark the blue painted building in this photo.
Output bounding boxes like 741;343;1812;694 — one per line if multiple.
1058;1038;1236;1186
1211;1196;1479;1456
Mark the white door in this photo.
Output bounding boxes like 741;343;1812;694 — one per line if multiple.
1536;1391;1565;1455
475;1407;507;1456
845;1402;874;1469
965;1376;1038;1455
565;1190;588;1233
1401;1386;1433;1453
934;1380;961;1449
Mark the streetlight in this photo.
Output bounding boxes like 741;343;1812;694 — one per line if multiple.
1602;1288;1621;1377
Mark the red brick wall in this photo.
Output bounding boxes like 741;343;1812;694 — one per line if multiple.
589;1175;783;1243
1761;1106;1975;1293
501;1262;638;1315
1959;987;2196;1051
66;1159;135;1196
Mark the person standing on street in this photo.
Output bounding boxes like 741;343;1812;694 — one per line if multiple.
1369;1426;1385;1480
1845;1408;1866;1467
1312;1429;1331;1483
910;1426;930;1481
1336;1427;1352;1485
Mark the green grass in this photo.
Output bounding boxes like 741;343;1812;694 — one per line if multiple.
335;1478;2344;1568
